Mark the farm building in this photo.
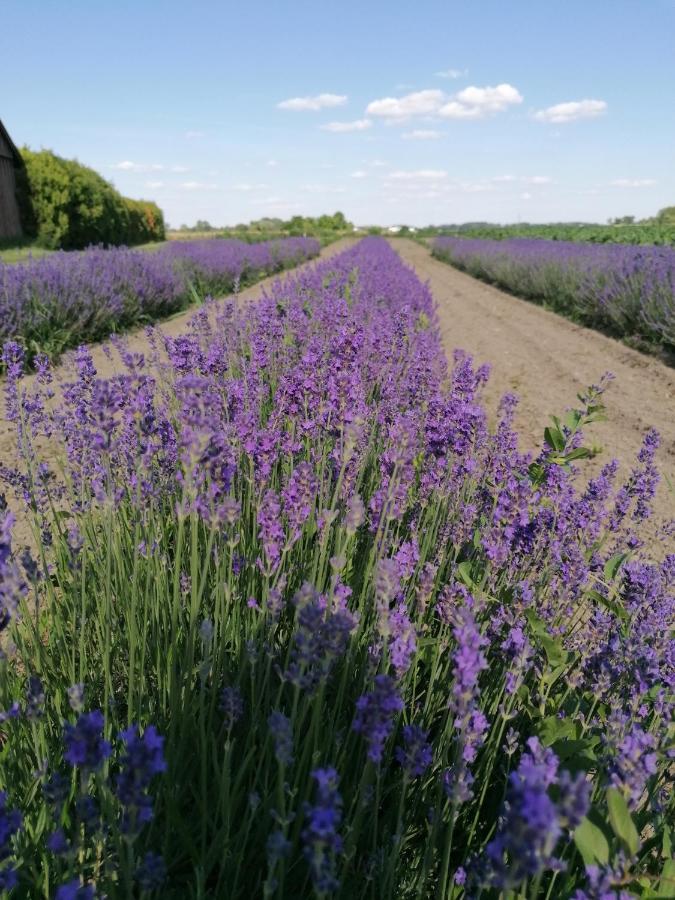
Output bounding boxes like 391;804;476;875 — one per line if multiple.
0;118;23;240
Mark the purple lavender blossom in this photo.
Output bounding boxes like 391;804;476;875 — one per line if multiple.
257;490;285;570
285;583;358;691
220;686;244;729
268;711;294;766
0;792;21;890
480;738;590;890
114;724;166;833
352;675;404;764
395;725;433;778
63;710;111;772
302;767;343;894
55;879;97;900
46;828;69;855
135;852;167;891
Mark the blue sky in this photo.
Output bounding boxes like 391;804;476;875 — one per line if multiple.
2;0;674;227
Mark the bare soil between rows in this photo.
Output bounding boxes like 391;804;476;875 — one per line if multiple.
392;239;674;551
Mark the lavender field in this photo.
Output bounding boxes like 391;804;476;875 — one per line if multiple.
0;238;672;898
0;237;319;362
432;237;675;353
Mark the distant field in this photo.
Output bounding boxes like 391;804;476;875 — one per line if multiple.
421;222;675;245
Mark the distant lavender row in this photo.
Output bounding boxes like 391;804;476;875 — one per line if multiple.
433;236;675;351
0;237;320;360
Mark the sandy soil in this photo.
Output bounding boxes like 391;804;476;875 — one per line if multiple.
392;239;674;545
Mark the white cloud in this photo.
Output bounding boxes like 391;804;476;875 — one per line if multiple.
144;180;164;189
435;68;467;79
366;83;522;122
232;183;268;191
533;99;607;124
171;165;190;173
492;174;551;184
369;159;388;167
520;192;532;200
439;83;523;119
389;169;448;180
458;181;497;193
185;130;205;139
351;170;367;178
402;129;441;140
180;181;217;190
610;178;656;188
277;93;347;111
266;159;279;167
300;184;347;194
111;161;164;172
367;89;444;119
321;119;372;133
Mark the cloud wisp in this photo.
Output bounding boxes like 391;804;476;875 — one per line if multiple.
610;178;656;188
402;129;441;140
533;99;607;124
435;68;468;79
366;84;523;122
277;93;347;111
321;119;372;133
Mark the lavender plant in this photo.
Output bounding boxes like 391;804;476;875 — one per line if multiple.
0;238;672;897
433;236;675;352
0;237;320;362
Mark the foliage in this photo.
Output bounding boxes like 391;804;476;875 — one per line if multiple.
18;149;165;250
173;211;353;245
418;220;675;246
0;238;672;898
0;237;320;361
433;236;675;352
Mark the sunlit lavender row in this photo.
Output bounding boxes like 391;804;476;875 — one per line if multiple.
0;238;672;898
0;236;319;361
433;236;675;351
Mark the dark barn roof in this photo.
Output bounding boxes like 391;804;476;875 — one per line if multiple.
0;118;24;239
0;117;23;165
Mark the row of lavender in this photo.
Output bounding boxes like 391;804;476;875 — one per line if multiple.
0;238;672;897
0;237;320;361
433;236;675;351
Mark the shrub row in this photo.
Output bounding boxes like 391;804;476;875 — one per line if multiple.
17;149;165;250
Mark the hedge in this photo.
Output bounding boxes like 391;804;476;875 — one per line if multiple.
18;148;165;250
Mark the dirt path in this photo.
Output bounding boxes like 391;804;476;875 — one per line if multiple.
392;238;674;543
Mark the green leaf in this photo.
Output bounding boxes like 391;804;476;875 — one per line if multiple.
607;788;641;856
587;588;630;623
604;553;629;581
656;859;675;897
456;560;477;590
539;715;579;746
525;609;571;667
574;815;610;866
563;447;592;462
544;425;566;452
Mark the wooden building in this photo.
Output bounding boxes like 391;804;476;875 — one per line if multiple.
0;118;23;240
